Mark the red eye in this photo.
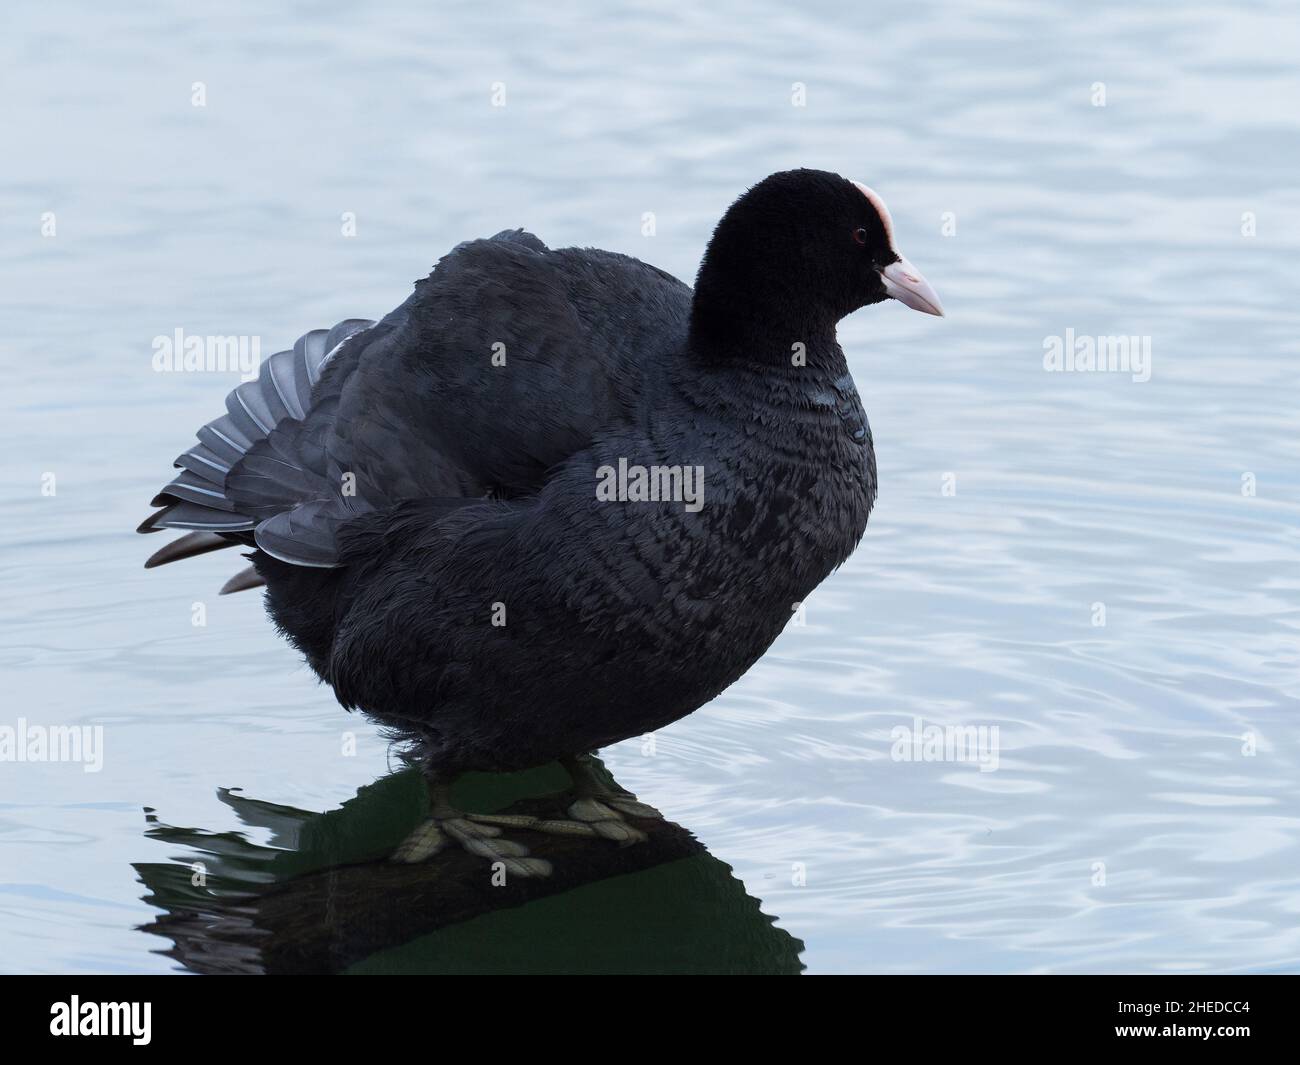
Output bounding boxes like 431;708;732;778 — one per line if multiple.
852;227;868;246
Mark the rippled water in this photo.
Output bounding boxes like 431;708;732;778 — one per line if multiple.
2;1;1298;973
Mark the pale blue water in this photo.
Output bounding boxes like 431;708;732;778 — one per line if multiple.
2;1;1298;973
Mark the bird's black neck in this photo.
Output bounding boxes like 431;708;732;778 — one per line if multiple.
687;256;844;370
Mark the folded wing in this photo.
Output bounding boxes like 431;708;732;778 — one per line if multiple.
139;228;691;578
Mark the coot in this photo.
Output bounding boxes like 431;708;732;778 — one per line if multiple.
140;169;943;875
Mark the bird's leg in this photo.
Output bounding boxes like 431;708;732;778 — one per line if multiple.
391;773;552;877
557;752;662;842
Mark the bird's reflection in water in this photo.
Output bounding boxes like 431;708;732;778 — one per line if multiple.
135;758;804;974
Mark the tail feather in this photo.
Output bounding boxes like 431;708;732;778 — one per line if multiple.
219;566;266;595
145;531;237;569
137;317;373;585
156;468;244;511
197;415;255;464
149;502;257;532
138;507;170;533
174;444;233;482
147;320;372;534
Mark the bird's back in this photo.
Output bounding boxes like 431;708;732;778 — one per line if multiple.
143;230;691;559
140;229;695;674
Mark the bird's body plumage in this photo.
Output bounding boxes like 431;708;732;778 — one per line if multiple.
141;170;943;783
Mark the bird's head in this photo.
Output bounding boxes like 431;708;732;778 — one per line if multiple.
691;169;943;356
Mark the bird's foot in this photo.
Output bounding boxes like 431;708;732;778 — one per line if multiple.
462;798;651;843
565;795;661;842
392;760;661;873
390;811;552;877
465;791;662;845
557;752;664;842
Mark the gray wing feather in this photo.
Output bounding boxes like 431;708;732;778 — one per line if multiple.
140;319;376;566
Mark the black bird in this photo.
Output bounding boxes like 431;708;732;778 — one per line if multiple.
140;169;943;875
